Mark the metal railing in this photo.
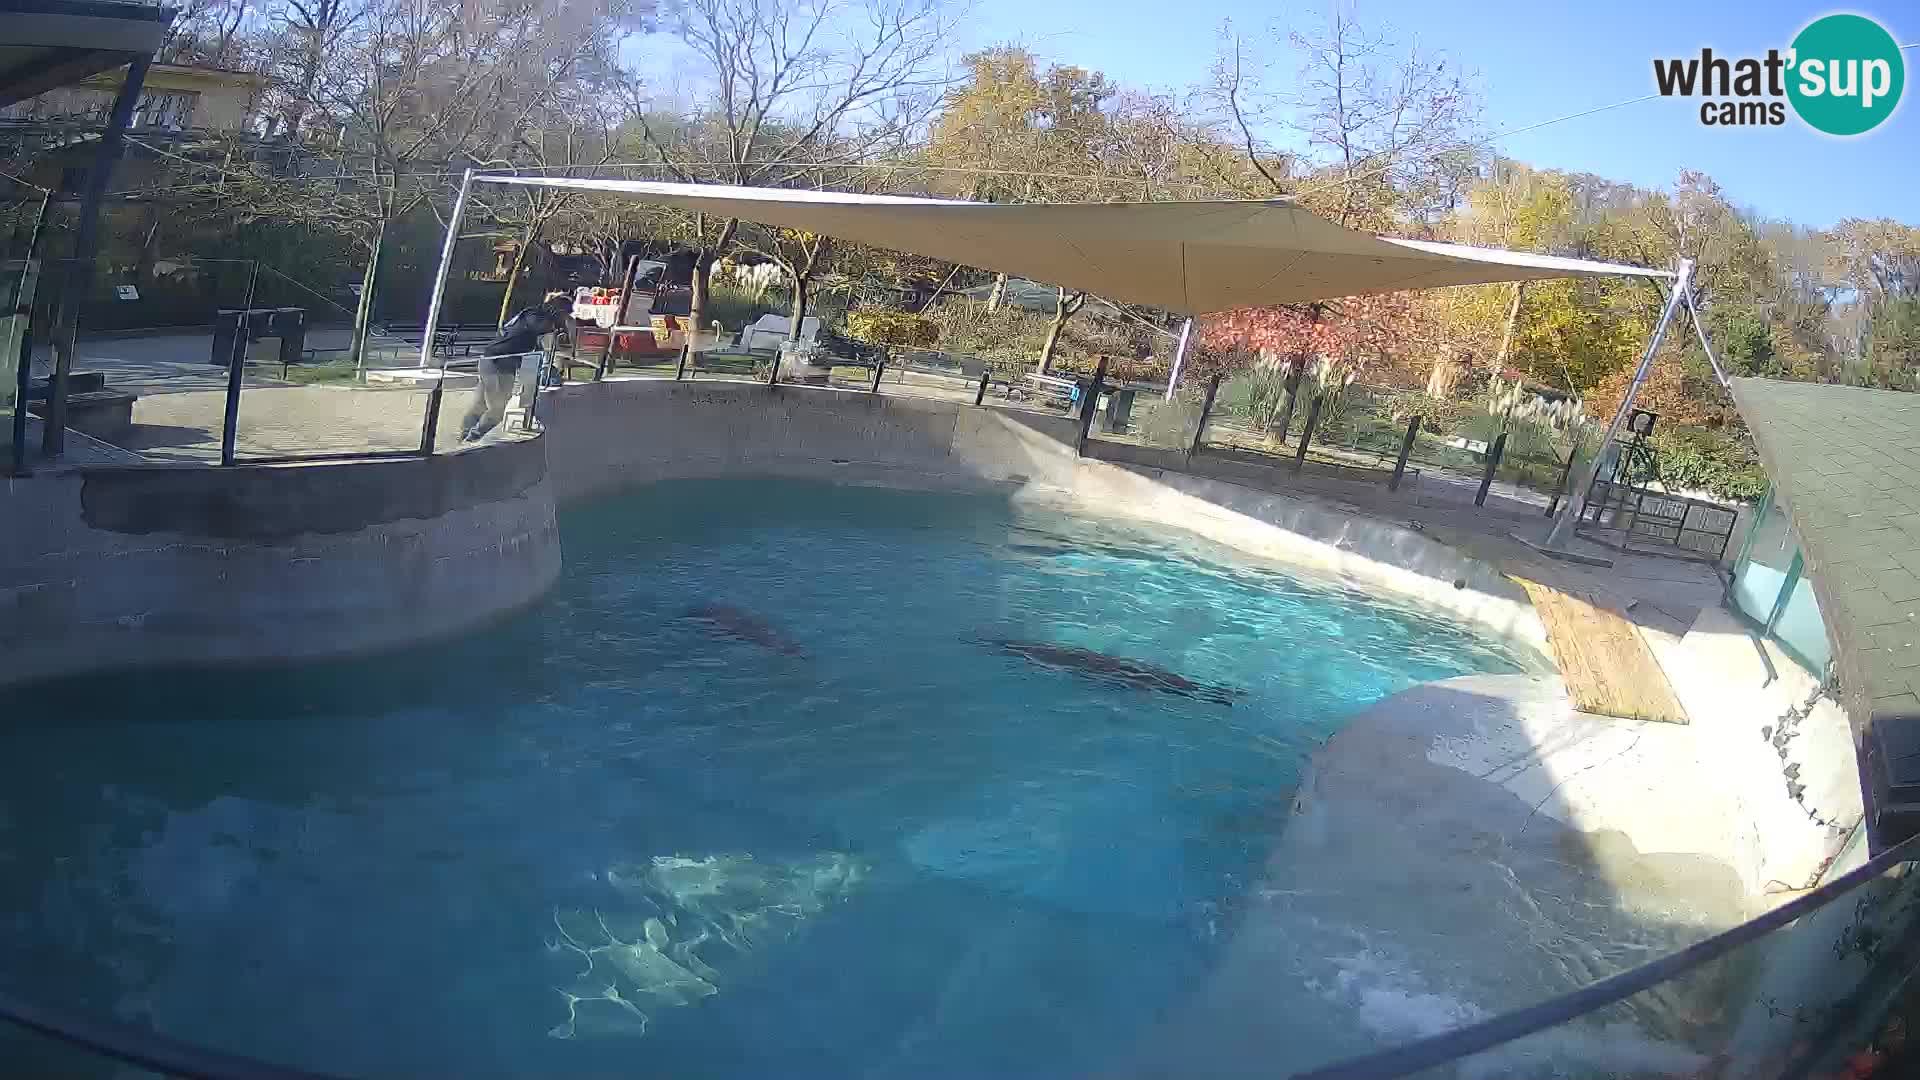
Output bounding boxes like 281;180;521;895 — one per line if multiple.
3;255;550;474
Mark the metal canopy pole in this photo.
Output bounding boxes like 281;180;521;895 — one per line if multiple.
1539;257;1695;554
45;54;149;460
1683;288;1731;390
417;169;475;370
1163;317;1193;401
8;192;51;475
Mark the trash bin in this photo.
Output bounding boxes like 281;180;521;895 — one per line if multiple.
267;307;306;365
1103;386;1138;433
211;307;307;367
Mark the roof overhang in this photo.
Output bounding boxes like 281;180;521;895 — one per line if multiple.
1729;377;1920;851
0;0;174;109
470;176;1670;316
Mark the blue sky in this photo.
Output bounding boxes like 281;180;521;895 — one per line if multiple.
963;0;1915;227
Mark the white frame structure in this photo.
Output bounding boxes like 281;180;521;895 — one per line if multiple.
421;171;1726;562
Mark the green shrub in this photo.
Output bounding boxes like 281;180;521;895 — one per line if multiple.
704;285;785;333
1649;427;1768;502
846;308;938;348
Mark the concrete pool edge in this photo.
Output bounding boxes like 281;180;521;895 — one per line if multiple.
539;379;1554;667
0;436;560;688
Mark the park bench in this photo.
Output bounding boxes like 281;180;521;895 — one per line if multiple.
26;372;136;443
1016;372;1081;409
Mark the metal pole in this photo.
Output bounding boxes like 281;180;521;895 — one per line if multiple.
868;355;886;393
417;169;474;370
1389;415;1420;491
1188;372;1222;461
597;254;641;382
1683;287;1731;390
1476;431;1507;507
45;55;149;460
1292;394;1324;473
1546;451;1577;517
1542;258;1694;550
416;170;475;455
1075;355;1108;456
219;260;259;466
8;193;50;475
522;348;546;432
973;367;990;405
1163;316;1193;401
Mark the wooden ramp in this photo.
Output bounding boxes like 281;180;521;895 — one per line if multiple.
1514;577;1690;725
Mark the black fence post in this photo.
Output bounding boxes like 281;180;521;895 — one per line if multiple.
974;367;990;405
766;343;781;386
218;260;260;467
674;329;690;380
868;354;887;393
1546;451;1578;517
1188;372;1222;462
1291;394;1323;473
1272;356;1303;445
45;56;149;461
1075;355;1109;457
1476;431;1507;507
1389;414;1421;491
8;193;49;476
419;377;447;455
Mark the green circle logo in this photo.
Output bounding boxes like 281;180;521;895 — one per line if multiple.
1787;14;1904;136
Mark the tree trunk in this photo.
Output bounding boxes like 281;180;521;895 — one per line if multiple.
1037;288;1084;375
1273;354;1304;436
1493;281;1527;372
349;222;385;372
686;250;713;362
788;277;809;340
684;218;738;365
986;272;1007;312
1427;344;1461;398
496;229;532;330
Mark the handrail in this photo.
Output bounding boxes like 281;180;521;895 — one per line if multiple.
1294;829;1920;1080
0;987;351;1080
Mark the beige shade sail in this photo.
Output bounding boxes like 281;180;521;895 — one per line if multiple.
473;175;1668;315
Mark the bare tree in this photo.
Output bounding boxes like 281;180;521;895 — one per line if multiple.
630;0;958;358
1204;12;1480;227
209;0;650;364
1038;286;1086;373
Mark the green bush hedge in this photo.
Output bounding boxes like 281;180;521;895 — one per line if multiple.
1648;428;1768;502
846;309;938;348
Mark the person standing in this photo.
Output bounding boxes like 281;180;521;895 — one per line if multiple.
462;291;570;442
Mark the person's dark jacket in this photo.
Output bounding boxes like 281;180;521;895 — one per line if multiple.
484;306;565;369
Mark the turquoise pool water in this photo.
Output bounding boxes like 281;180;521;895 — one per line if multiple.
0;478;1524;1078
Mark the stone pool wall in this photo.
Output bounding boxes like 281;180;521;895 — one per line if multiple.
539;378;1550;661
0;436;559;687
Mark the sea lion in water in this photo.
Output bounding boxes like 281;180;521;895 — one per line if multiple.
683;603;806;657
982;639;1244;707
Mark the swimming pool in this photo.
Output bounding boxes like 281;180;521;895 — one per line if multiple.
0;477;1528;1078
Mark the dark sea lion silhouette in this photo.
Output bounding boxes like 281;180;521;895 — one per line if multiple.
982;639;1244;707
683;603;806;657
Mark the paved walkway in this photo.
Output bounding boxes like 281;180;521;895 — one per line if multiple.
1190;460;1729;638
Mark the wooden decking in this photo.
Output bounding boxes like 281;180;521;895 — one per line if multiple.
1515;577;1690;725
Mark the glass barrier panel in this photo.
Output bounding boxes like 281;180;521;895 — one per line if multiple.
233;281;435;461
